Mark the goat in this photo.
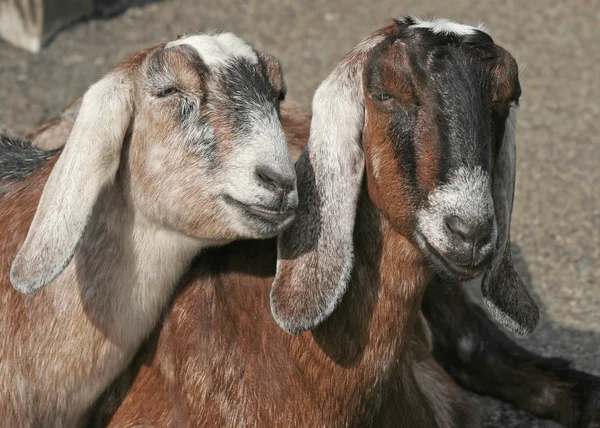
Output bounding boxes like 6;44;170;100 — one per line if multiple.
0;33;296;427
92;17;600;428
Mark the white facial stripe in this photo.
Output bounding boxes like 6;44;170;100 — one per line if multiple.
428;167;494;220
222;103;291;196
213;33;258;63
166;33;258;67
410;17;486;36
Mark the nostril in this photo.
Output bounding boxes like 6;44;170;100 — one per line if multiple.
445;215;492;244
256;169;276;189
255;166;294;193
445;215;472;240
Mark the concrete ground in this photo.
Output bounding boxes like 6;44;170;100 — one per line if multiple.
1;0;598;426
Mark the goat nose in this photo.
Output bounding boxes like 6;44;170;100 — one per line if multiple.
445;215;493;245
256;166;295;193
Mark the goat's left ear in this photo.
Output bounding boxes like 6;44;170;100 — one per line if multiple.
481;104;540;336
10;71;133;295
270;41;375;335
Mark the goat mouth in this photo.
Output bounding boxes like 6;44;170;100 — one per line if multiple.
419;235;488;280
224;196;295;224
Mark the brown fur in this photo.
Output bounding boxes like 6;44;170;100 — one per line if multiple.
361;36;442;239
91;97;478;427
280;101;311;160
97;205;472;427
13;28;599;427
93;103;600;428
27;98;81;150
20;98;600;428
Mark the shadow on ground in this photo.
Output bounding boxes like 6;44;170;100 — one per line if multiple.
465;244;600;427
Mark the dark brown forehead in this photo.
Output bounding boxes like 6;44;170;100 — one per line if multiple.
365;39;422;106
366;21;520;102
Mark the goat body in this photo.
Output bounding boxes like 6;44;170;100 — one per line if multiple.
95;198;476;427
97;107;600;427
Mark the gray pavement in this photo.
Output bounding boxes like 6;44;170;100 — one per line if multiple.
0;1;598;426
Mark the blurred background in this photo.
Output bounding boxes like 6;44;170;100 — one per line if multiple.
0;0;598;426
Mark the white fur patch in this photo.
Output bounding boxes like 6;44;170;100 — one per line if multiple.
416;166;496;259
410;17;486;36
166;33;258;67
222;103;296;235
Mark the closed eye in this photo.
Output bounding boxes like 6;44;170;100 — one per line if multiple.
373;93;392;102
156;87;179;98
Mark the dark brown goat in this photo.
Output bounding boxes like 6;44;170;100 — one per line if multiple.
91;18;600;428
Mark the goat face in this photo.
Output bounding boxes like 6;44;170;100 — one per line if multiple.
127;34;297;241
272;18;538;337
10;33;296;296
360;22;521;282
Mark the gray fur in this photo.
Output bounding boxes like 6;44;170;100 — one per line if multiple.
481;105;540;335
0;135;57;181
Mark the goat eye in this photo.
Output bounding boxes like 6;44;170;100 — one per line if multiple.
374;93;392;102
156;87;179;98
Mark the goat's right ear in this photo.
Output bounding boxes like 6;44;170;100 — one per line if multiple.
10;72;133;295
270;47;372;335
481;104;540;335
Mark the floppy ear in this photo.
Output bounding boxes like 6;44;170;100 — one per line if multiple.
270;40;383;335
481;104;540;335
10;72;133;295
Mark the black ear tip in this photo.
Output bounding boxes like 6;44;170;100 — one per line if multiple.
483;297;540;336
481;253;541;336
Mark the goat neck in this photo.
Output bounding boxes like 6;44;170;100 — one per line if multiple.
311;186;430;368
